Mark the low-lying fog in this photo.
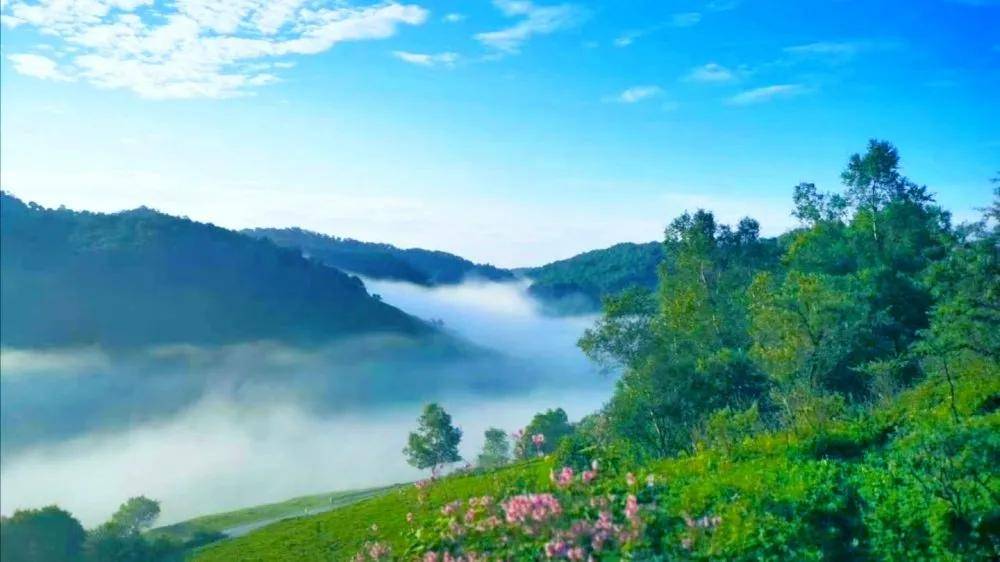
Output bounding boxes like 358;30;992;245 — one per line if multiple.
1;280;614;527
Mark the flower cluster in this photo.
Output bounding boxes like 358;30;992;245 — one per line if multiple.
502;493;563;525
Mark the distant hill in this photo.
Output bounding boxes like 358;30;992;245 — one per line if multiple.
0;193;429;348
244;228;515;286
521;242;666;312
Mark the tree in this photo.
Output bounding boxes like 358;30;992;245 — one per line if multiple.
516;408;574;459
403;403;462;476
0;506;85;562
108;497;160;535
477;428;511;468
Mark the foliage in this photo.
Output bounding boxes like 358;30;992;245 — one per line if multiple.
0;506;86;562
476;428;511;469
515;408;575;459
523;242;666;313
245;228;513;286
404;404;463;475
0;193;428;348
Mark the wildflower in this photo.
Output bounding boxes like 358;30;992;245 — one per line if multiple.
581;470;597;484
646;474;655;487
502;493;562;524
624;494;640;523
406;512;414;524
567;546;586;561
544;539;568;558
367;541;391;560
441;500;462;516
551;466;574;487
423;553;439;562
625;472;636;487
591;459;599;471
370;523;379;533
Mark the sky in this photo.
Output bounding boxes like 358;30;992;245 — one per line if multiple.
1;0;997;267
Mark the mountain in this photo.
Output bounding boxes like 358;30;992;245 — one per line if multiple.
0;193;429;348
244;228;515;286
521;241;666;312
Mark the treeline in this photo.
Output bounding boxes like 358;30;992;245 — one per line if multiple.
0;195;428;348
576;140;995;457
0;497;214;562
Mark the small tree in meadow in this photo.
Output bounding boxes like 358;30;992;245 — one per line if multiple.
477;427;511;468
404;403;462;476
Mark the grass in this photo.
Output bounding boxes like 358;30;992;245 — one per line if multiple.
152;486;397;543
190;461;552;561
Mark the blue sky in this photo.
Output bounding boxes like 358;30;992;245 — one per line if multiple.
1;0;997;266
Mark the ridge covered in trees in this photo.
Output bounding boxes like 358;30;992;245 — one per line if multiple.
0;194;430;348
244;227;514;286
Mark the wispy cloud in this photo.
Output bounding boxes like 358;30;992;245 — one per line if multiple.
443;13;465;23
476;0;584;53
7;53;70;81
1;1;429;99
610;85;662;104
727;84;807;105
784;40;902;63
392;51;459;67
685;62;736;83
613;30;642;47
670;12;701;27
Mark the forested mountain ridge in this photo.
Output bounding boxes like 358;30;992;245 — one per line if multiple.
519;241;665;312
0;193;430;348
244;227;514;286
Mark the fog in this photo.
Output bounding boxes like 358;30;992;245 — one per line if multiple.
0;280;614;527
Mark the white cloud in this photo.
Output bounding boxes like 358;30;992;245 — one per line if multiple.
612;85;662;103
613;30;641;47
0;1;429;99
443;13;465;23
475;0;583;53
7;53;70;80
783;40;901;62
392;50;458;67
670;12;701;27
726;84;807;105
685;62;735;83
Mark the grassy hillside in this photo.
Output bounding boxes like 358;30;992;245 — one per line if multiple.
190;461;552;561
0;194;429;348
152;487;397;543
521;242;666;312
245;228;514;286
189;363;998;561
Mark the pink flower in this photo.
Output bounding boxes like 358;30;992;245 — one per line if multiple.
502;493;562;524
624;494;640;522
581;470;597;484
423;553;440;562
441;500;462;516
367;541;390;560
544;539;567;558
567;546;586;561
532;433;545;446
551;466;574;487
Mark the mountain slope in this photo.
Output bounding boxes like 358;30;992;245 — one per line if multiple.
0;194;429;348
245;228;514;286
521;241;666;312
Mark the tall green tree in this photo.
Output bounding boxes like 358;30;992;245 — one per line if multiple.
403;403;462;476
516;408;575;458
477;428;511;468
1;506;85;562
